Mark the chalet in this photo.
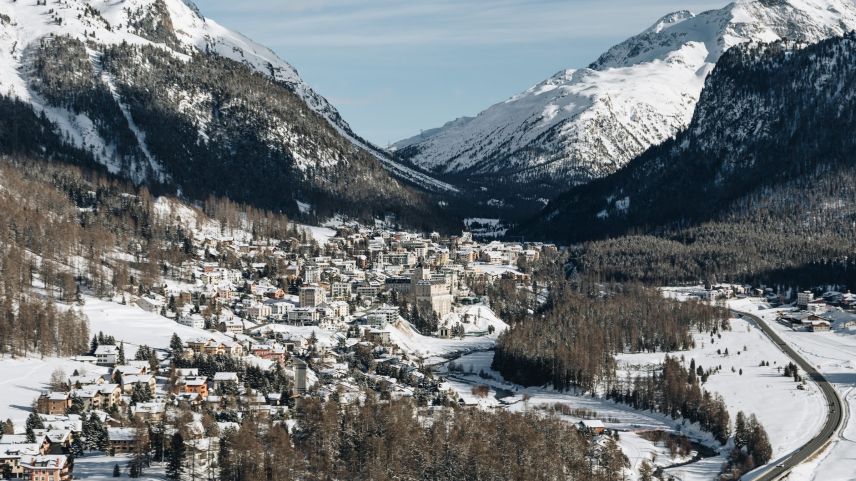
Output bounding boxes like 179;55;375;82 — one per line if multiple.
186;338;243;357
120;374;156;394
212;372;239;392
131;402;166;421
112;364;146;381
250;345;286;365
0;443;45;479
175;376;208;399
808;320;832;332
175;393;203;408
94;345;119;366
107;428;137;454
32;430;73;452
67;374;103;389
19;454;72;481
577;420;606;435
36;392;71;416
265;288;286;300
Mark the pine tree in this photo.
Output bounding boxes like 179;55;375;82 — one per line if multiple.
117;341;126;365
166;432;185;480
734;411;748;450
169;334;183;356
25;412;44;432
113;463;121;477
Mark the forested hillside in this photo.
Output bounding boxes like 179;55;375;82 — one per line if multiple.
519;34;856;285
219;396;627;481
493;280;723;392
0;0;451;229
0;153;307;357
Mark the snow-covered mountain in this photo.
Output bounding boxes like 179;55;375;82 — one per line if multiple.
0;0;335;166
517;33;856;242
393;0;856;194
0;0;454;226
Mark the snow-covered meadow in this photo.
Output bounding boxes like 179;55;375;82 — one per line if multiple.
727;297;856;481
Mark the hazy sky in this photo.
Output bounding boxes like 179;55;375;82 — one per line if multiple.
197;0;726;145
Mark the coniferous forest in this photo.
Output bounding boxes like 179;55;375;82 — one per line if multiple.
518;35;856;287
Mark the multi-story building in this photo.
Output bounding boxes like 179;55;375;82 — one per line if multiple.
414;280;453;318
36;393;71;416
330;282;352;301
20;454;72;481
299;286;325;308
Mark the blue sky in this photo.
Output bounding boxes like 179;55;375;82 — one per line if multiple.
197;0;725;145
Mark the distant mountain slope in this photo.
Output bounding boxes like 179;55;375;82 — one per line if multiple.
393;0;856;200
518;33;856;244
0;0;452;226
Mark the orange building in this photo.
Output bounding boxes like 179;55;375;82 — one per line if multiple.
20;455;72;481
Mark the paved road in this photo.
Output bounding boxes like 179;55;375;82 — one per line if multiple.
733;309;845;481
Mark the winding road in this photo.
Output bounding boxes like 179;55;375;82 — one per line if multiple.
733;309;845;481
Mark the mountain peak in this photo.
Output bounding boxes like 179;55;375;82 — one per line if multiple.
390;0;856;209
644;10;695;34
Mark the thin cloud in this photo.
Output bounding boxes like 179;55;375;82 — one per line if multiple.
201;0;726;48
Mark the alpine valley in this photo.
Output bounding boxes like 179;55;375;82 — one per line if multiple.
392;0;856;218
4;2;856;481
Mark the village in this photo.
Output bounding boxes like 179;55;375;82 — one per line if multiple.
671;284;856;333
0;219;559;480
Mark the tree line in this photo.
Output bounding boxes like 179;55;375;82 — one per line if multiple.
493;280;723;392
215;395;627;481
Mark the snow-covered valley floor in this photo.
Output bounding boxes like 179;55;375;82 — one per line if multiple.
728;298;856;481
437;310;826;481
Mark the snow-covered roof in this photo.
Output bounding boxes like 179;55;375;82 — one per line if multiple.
107;427;137;442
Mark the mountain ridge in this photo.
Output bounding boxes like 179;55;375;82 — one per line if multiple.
0;0;455;226
516;33;856;245
392;0;856;206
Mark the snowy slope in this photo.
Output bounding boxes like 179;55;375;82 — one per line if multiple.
393;0;856;190
0;0;320;149
0;0;453;194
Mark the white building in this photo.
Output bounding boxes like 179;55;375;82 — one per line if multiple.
288;308;320;326
94;345;119;366
331;282;352;301
797;291;814;308
178;314;206;329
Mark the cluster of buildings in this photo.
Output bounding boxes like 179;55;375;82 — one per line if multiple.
3;225;554;478
130;226;553;340
1;428;75;481
778;290;856;332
